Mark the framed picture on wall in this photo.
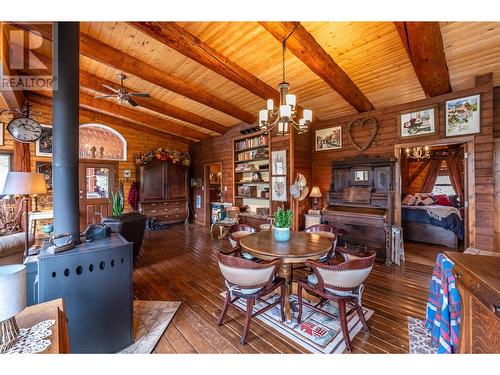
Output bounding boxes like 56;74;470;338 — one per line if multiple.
271;176;287;202
271;150;286;175
446;94;480;137
315;126;342;151
398;105;438;138
36;161;53;191
36;125;53;157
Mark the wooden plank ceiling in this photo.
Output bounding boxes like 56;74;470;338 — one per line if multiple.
1;21;499;143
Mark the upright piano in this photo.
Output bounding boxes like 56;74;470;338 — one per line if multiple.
322;157;395;261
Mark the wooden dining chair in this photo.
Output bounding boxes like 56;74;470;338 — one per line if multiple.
304;224;338;261
217;252;286;345
210;206;240;239
226;224;258;260
294;247;376;352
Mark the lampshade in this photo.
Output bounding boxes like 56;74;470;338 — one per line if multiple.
0;265;26;321
309;186;322;198
2;172;47;195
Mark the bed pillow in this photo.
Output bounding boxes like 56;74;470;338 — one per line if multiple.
417;196;437;206
432;194;454;207
402;194;416;206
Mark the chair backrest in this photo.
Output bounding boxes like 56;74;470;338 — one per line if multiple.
306;250;376;292
217;252;280;289
304;224;337;254
225;206;240;220
228;224;256;249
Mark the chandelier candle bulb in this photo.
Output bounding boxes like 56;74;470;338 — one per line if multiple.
280;105;291;118
303;110;312;122
285;94;296;108
259;110;268;123
278;122;288;134
267;99;274;111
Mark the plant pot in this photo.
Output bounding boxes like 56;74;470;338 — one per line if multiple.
273;227;291;242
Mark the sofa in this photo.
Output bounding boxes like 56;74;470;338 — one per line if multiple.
0;232;35;265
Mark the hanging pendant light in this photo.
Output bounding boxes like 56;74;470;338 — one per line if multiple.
258;30;312;136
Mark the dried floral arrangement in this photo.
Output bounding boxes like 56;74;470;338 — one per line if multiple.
135;147;191;166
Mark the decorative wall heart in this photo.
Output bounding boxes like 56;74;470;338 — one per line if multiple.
347;117;379;152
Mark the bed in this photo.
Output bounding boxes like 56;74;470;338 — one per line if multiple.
402;204;464;249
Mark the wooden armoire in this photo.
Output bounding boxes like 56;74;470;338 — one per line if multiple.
138;160;189;224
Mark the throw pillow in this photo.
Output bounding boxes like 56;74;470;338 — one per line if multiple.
402;194;416;206
432;194;454;207
418;196;437;206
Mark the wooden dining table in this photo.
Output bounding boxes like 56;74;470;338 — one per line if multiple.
239;230;332;322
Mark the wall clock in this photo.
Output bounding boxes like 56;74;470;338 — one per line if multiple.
7;116;43;143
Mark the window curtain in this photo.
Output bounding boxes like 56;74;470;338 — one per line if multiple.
421;158;441;193
446;154;464;204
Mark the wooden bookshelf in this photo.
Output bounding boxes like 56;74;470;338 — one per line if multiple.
233;130;271;217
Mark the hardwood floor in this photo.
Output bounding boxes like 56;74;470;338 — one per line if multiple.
133;224;434;354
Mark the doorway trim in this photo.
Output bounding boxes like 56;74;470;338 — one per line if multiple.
203;162;223;227
393;136;475;248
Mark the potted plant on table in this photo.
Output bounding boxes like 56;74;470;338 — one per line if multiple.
273;208;293;242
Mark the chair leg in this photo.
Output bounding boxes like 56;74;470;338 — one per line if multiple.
279;284;286;322
297;284;303;324
241;298;255;345
356;302;369;332
217;291;231;327
338;299;352;353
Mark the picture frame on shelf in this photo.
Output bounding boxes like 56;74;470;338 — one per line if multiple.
35;125;53;157
398;105;438;138
445;94;480;137
271;150;286;176
315;126;342;151
271;176;287;202
36;161;53;191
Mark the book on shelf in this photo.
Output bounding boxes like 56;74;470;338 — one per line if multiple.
235;134;269;151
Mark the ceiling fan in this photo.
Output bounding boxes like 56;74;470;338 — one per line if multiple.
94;73;150;107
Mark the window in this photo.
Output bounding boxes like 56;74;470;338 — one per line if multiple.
432;175;456;196
0;153;11;195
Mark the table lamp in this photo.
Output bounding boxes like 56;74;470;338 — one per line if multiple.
2;172;47;258
309;186;322;210
0;264;26;352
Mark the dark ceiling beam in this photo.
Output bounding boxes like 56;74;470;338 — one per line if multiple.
79;32;255;124
259;22;374;113
30;50;227;135
128;22;279;100
26;92;191;143
30;89;207;141
79;71;228;135
0;23;25;111
394;22;452;97
128;22;316;120
11;22;256;124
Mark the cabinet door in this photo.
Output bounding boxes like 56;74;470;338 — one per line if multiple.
141;162;166;201
373;166;392;192
333;168;349;192
166;165;188;200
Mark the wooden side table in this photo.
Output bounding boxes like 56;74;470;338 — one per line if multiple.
304;214;322;229
15;298;70;354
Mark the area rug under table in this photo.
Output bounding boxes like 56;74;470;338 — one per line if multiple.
121;300;182;354
221;292;373;354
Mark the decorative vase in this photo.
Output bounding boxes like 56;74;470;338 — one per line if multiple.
273;227;291;242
